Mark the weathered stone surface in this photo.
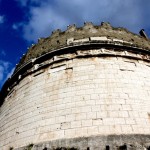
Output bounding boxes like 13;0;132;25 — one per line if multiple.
1;56;150;149
14;135;150;150
1;23;150;150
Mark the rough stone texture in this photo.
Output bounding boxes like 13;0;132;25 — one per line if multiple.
1;23;150;150
17;22;150;68
14;135;150;150
1;55;150;149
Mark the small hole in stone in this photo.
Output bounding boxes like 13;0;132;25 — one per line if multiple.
147;146;150;150
119;144;127;150
87;147;90;150
106;145;110;150
43;147;47;150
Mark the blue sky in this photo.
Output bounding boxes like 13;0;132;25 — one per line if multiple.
0;0;150;89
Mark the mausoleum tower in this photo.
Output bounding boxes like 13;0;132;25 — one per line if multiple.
1;22;150;150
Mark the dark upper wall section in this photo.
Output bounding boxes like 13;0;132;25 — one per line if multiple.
18;22;150;68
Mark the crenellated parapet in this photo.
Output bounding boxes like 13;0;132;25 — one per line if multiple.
18;22;150;68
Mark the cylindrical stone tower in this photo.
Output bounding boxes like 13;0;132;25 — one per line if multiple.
1;22;150;150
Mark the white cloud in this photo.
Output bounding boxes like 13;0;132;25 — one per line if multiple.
15;0;150;42
0;60;13;88
6;67;15;79
0;15;4;24
23;4;70;41
12;24;18;30
12;22;24;30
0;50;6;56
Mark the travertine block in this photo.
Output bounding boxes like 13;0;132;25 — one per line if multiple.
71;121;82;128
90;36;108;41
65;129;76;138
1;56;150;149
82;119;92;127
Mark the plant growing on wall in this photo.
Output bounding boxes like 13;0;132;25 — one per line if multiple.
24;143;34;150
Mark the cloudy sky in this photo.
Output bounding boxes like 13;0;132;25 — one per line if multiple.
0;0;150;89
